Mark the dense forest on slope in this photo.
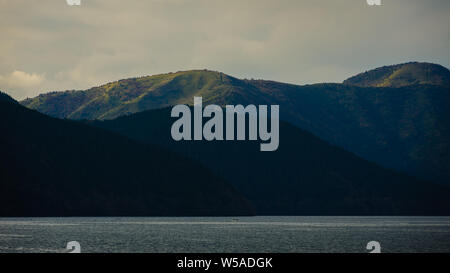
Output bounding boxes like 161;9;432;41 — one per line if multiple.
0;98;253;216
92;108;450;215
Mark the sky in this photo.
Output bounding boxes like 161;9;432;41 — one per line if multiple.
0;0;449;100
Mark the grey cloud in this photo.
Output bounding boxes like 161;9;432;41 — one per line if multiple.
0;0;449;99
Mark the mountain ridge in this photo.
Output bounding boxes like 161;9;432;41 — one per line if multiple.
17;62;450;184
21;62;449;120
343;62;450;88
0;90;17;104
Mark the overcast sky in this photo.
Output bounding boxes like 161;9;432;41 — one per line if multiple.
0;0;449;99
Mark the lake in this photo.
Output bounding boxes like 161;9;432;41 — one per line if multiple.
0;216;449;253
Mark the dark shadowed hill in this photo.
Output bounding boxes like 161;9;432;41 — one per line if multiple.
0;98;253;216
20;63;450;184
91;108;450;215
255;82;450;185
0;91;17;104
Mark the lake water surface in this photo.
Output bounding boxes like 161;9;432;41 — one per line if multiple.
0;216;449;253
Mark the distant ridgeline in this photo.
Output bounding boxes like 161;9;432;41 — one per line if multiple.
343;62;450;87
21;62;450;185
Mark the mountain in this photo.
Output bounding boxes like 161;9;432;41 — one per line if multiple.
21;70;259;120
20;63;450;184
261;82;450;184
91;107;450;215
343;62;450;88
0;91;17;104
0;97;253;216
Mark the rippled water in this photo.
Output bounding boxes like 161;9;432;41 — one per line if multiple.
0;216;449;253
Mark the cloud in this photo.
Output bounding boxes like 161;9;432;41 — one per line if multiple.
0;70;44;88
0;0;449;99
0;70;45;98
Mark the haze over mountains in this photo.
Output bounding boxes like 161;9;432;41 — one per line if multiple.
21;62;450;184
